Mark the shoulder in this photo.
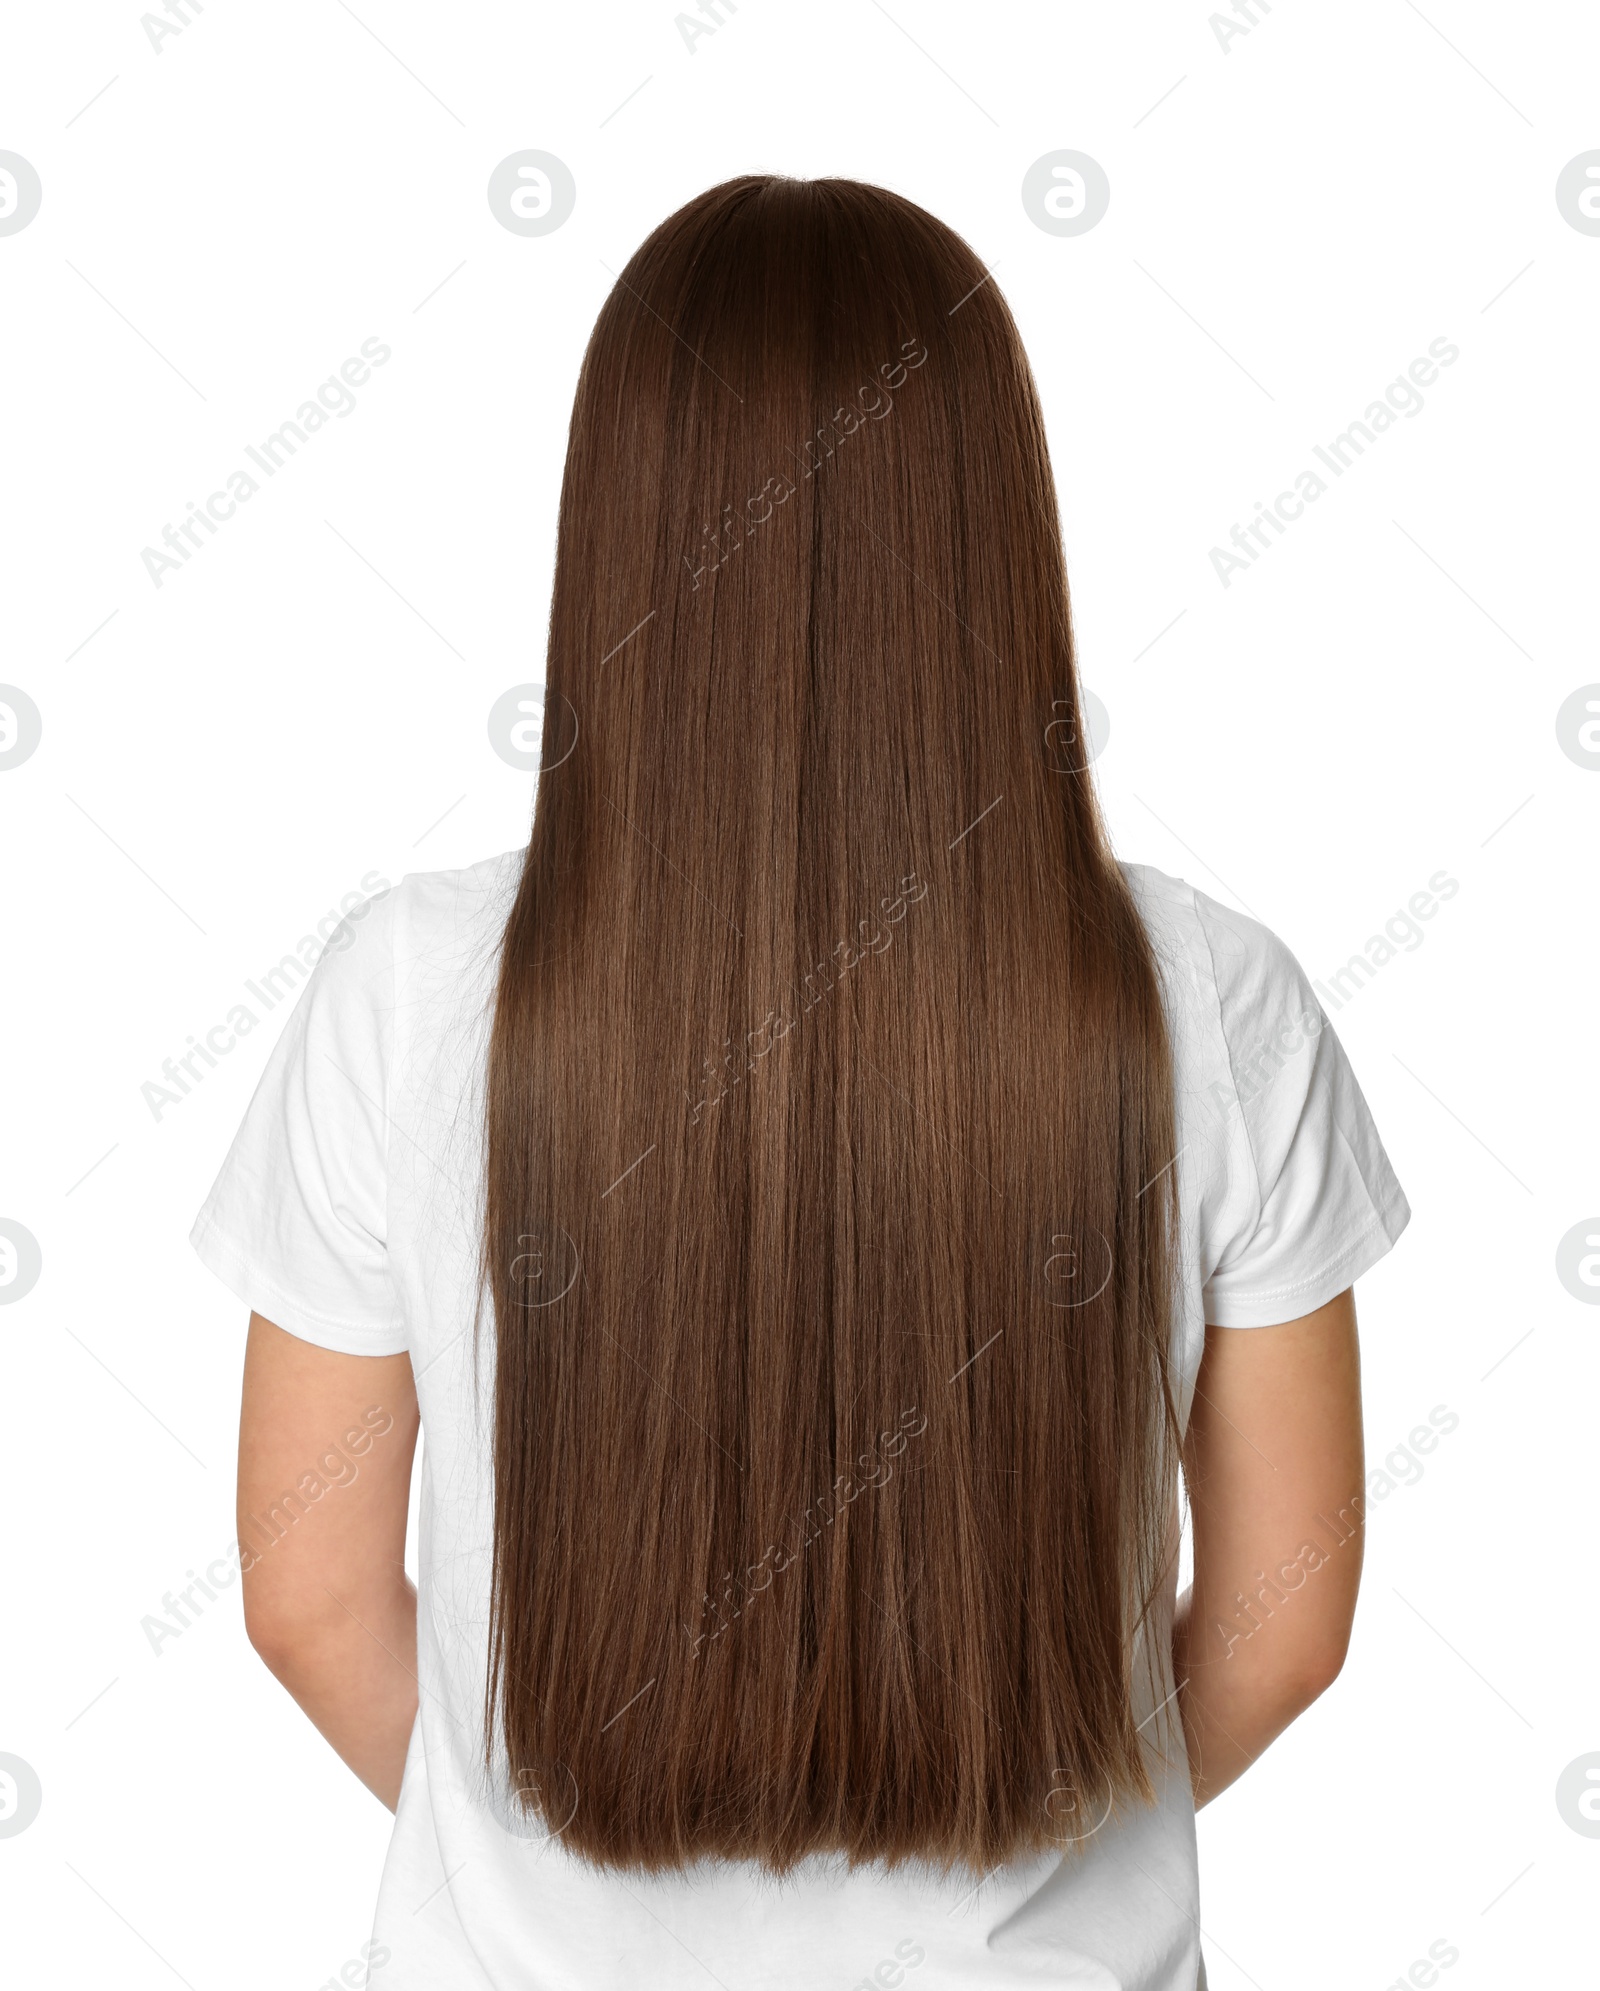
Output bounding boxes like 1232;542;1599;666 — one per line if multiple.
300;847;523;1047
379;850;524;1106
385;846;524;979
1117;859;1331;1146
1119;860;1317;1037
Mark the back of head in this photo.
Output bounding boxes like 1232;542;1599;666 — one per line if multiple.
482;173;1180;1874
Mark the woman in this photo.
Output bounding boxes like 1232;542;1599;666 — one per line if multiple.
194;176;1409;1989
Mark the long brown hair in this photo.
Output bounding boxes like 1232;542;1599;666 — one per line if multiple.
481;174;1180;1874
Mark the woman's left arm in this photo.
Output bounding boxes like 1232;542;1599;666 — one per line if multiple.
237;1311;421;1809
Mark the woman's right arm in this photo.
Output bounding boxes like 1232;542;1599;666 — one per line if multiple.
1173;1286;1366;1807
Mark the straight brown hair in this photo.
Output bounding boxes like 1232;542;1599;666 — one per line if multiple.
481;174;1181;1874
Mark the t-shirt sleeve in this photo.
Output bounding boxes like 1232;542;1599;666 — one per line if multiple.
1195;893;1411;1328
189;887;409;1355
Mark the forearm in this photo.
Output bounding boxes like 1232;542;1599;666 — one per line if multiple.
1176;1301;1366;1809
253;1576;420;1809
1172;1586;1336;1808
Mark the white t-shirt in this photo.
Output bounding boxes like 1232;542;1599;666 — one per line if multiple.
191;850;1410;1991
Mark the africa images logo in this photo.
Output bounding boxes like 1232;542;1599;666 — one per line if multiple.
1209;338;1460;586
138;339;391;587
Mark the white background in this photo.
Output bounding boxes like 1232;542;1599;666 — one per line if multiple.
2;1;1596;1985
